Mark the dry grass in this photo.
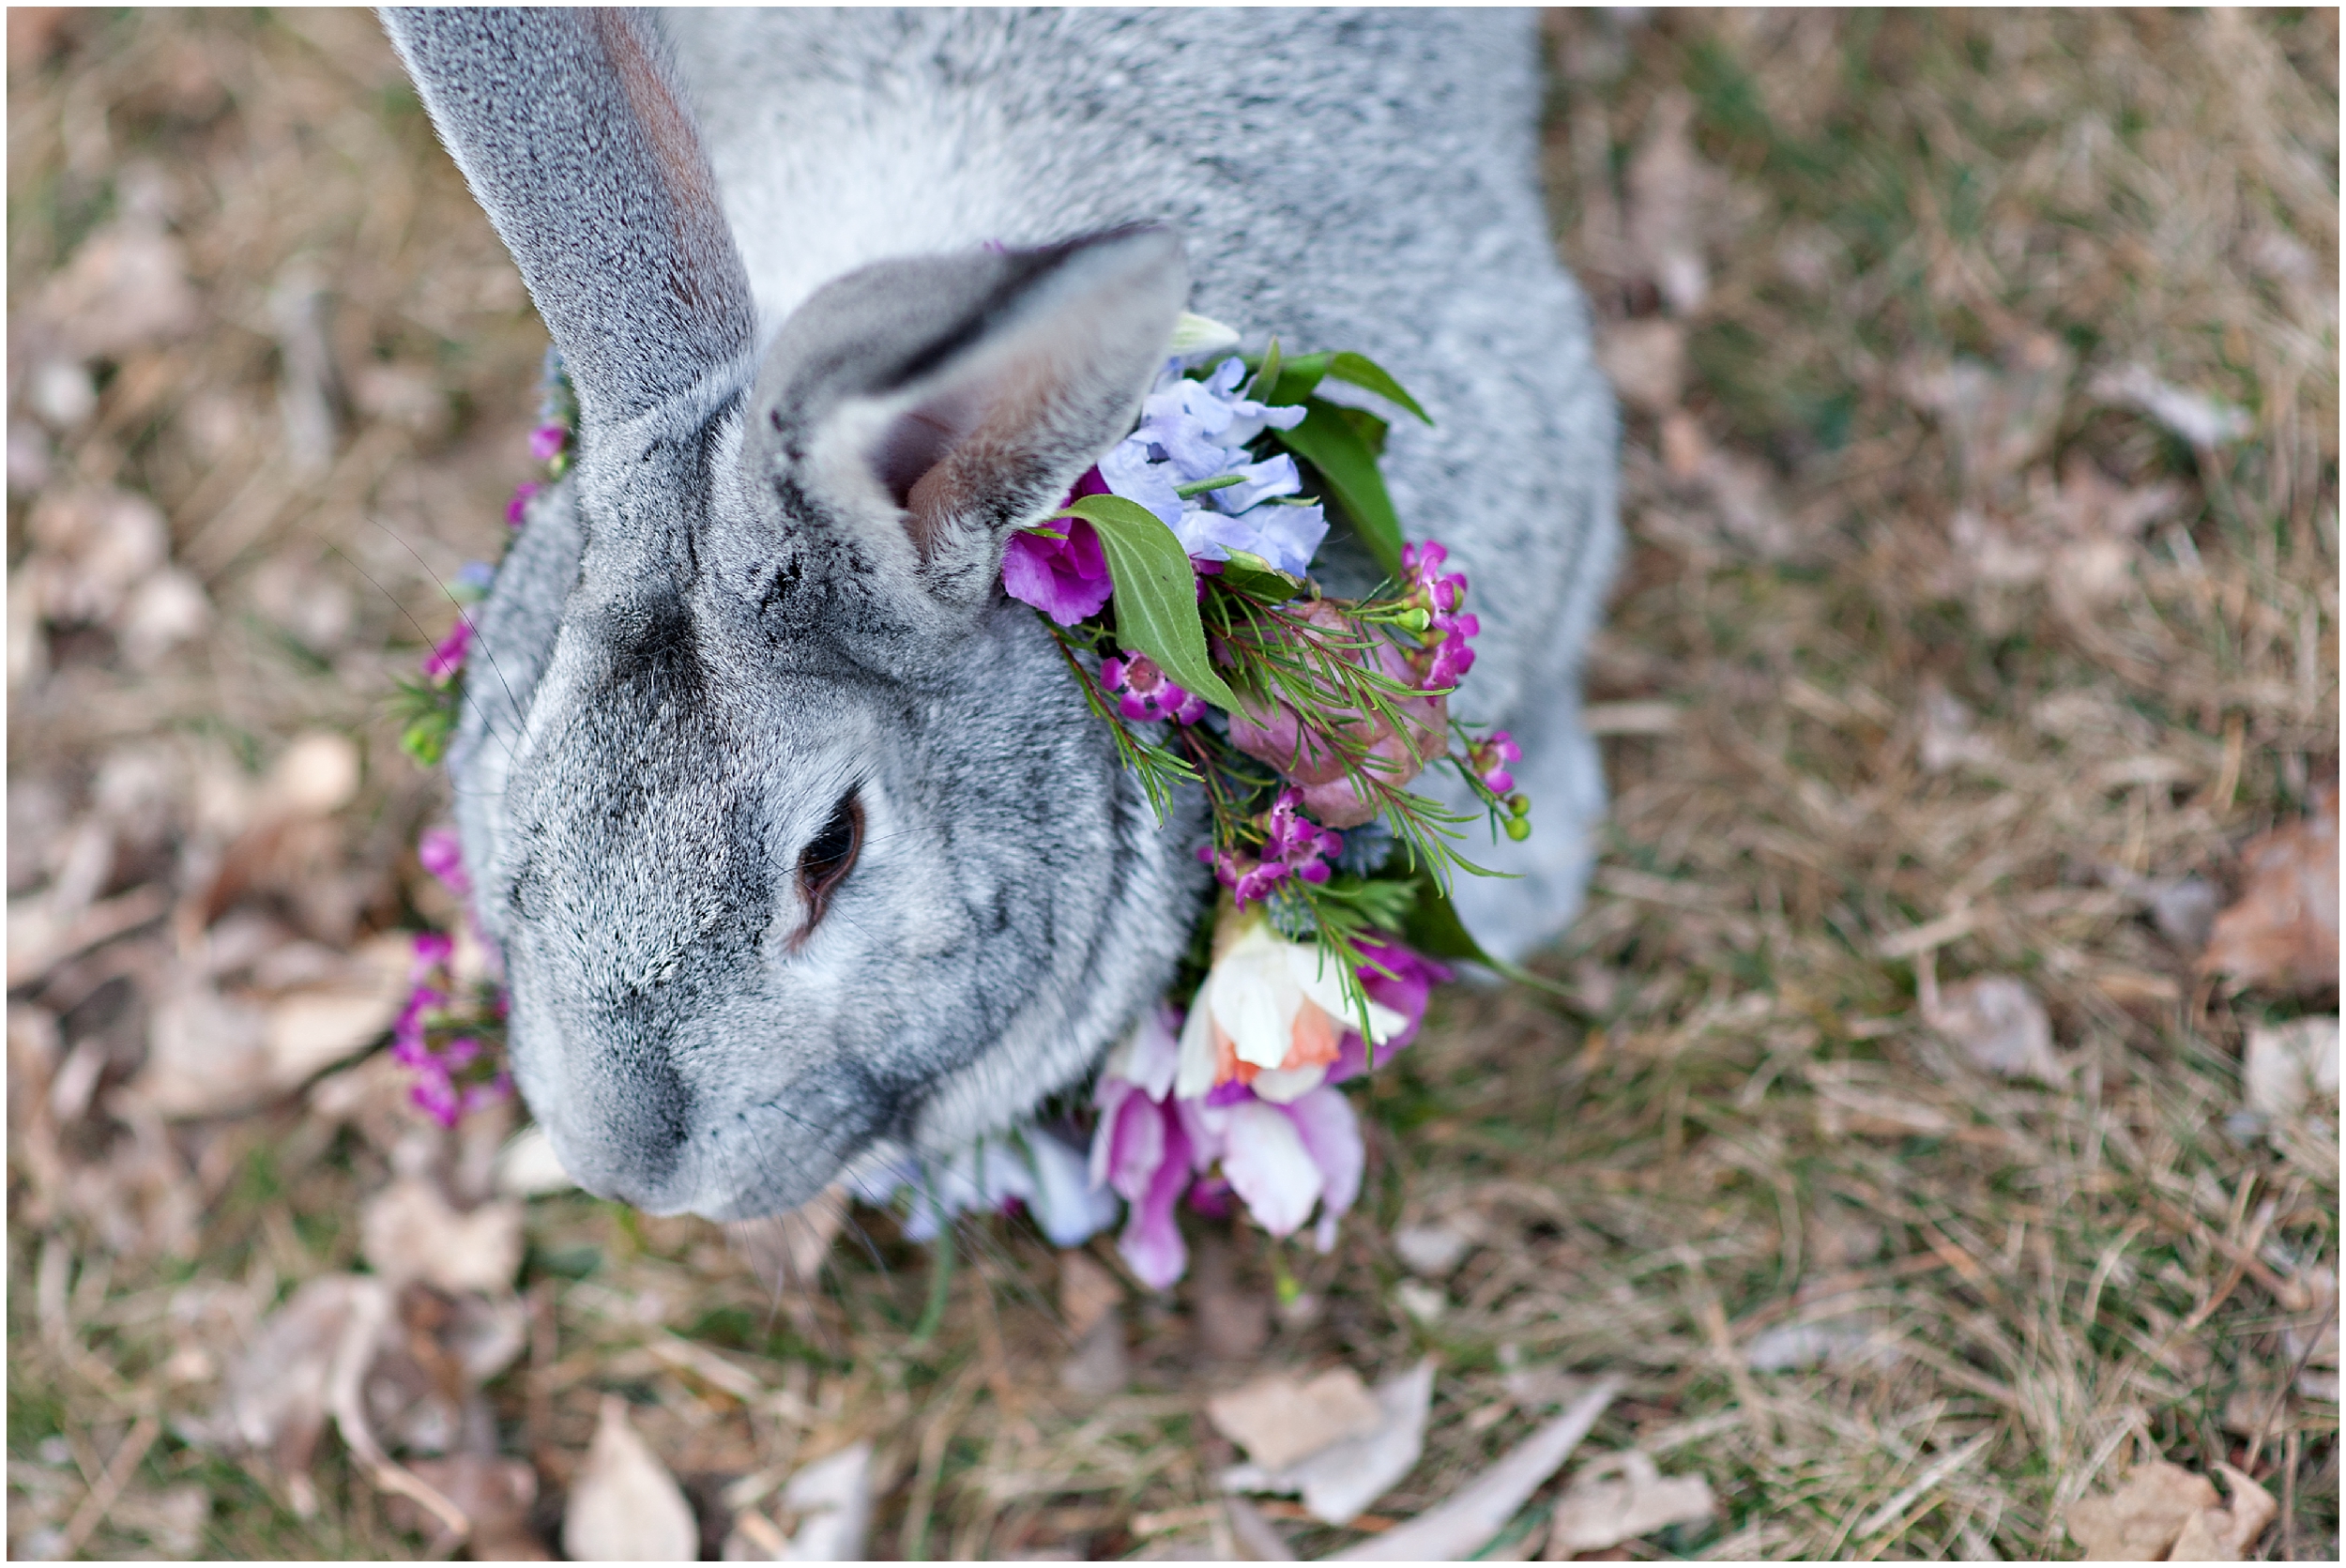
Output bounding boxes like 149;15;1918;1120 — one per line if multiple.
8;8;2337;1560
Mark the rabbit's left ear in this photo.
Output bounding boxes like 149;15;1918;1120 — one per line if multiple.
383;8;754;434
747;225;1188;617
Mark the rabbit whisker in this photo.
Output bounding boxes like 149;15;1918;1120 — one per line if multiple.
326;540;519;769
358;514;532;735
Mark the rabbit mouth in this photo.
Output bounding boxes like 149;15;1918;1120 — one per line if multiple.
656;1071;903;1223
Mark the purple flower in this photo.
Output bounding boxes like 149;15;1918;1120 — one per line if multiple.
505;480;540;527
1418;614;1478;691
1402;540;1468;613
410;930;454;977
1190;1084;1364;1249
1261;788;1342;885
1469;730;1522;795
410;1068;463;1128
418;828;469;898
1101;652;1205;724
1001;518;1114;627
1327;936;1452;1084
1098;437;1185;529
1199;843;1291;907
1093;359;1329;577
422;617;472;683
897;1128;1120;1249
464;1070;514;1116
1087;1007;1205;1288
527;423;568;464
1169;494;1329;578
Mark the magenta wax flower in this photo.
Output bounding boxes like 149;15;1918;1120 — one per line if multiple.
527;423;568;464
1401;539;1468;613
505;480;541;527
1199;843;1290;907
1001;518;1114;627
1418;609;1479;692
1101;651;1205;723
1469;730;1521;795
1261;788;1343;885
410;929;454;978
418;827;470;898
422;617;472;683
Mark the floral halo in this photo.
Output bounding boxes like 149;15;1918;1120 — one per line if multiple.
400;314;1531;1287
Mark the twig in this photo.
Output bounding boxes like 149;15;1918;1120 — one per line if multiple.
59;1411;160;1557
325;1280;471;1541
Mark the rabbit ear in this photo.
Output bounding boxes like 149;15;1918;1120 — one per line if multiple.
748;226;1188;612
382;8;754;430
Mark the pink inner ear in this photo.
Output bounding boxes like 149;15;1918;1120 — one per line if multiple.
884;354;1062;559
873;406;967;511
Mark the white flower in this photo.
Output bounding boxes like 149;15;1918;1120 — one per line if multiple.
1175;916;1406;1104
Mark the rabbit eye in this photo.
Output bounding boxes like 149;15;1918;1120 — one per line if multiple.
797;791;863;929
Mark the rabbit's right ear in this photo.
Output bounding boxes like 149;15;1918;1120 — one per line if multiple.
381;8;754;433
746;227;1188;634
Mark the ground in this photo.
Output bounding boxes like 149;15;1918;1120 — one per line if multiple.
7;8;2338;1561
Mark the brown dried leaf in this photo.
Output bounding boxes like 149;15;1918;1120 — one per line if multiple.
206;1274;392;1490
22;487;169;625
131;935;407;1120
2166;1465;2277;1561
1222;1360;1436;1529
2065;1460;2220;1560
1545;1451;1716;1558
358;1176;524;1296
28;217;202;361
563;1394;699;1563
397;1455;548;1560
2201;785;2339;994
2241;1016;2340;1120
2089;363;2254;449
773;1441;874;1561
1902;333;2075;490
1330;1374;1619;1561
1209;1368;1386;1471
1925;973;2062;1083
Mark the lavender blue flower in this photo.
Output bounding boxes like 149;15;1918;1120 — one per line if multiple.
1097;358;1328;577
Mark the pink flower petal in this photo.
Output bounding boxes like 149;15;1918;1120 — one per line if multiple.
1219;1100;1322;1239
1119;1112;1192;1289
1283;1087;1364;1223
1001;521;1114;627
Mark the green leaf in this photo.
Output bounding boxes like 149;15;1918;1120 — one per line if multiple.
1262;352;1333;407
1401;872;1495;966
1333;403;1390;458
1251;337;1284;403
1272;401;1406;577
1402;866;1576;1000
1059;495;1241;712
1326;352;1434;424
1214;550;1303;601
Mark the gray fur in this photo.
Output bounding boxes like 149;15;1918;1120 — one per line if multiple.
390;7;1619;1222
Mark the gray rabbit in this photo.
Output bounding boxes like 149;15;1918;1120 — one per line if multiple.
385;8;1618;1222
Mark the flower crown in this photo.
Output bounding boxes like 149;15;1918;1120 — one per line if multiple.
399;316;1527;1288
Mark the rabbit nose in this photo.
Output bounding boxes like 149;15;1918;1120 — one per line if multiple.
557;1055;696;1209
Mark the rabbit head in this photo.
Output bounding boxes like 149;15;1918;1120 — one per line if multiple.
389;9;1204;1218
